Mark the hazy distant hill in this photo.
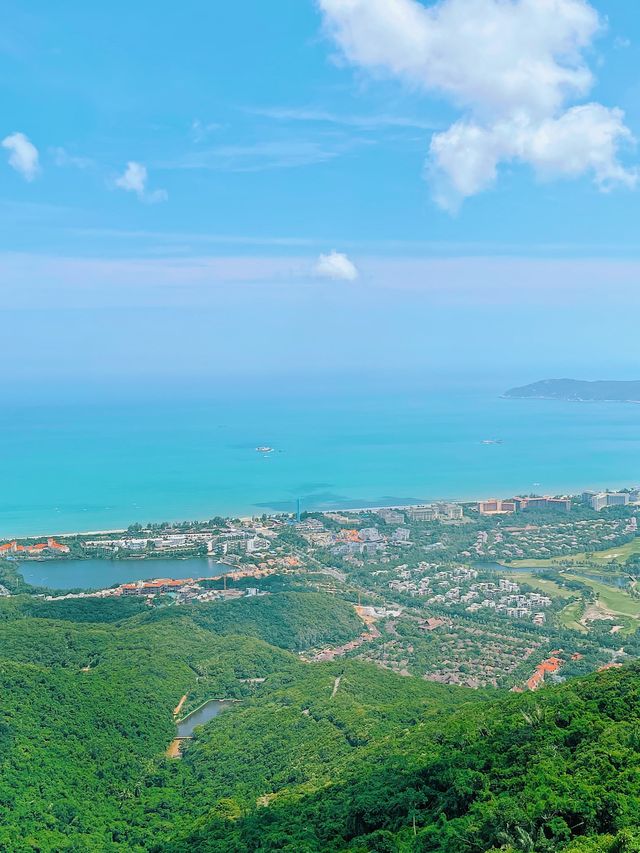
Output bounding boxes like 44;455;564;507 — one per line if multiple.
505;378;640;402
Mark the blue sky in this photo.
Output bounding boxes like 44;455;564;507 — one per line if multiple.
2;0;640;386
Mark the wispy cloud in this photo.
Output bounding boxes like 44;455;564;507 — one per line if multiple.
190;119;223;143
63;227;640;260
52;147;94;169
247;106;439;131
164;138;369;172
71;227;318;248
2;132;40;181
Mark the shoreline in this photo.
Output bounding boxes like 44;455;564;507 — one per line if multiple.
503;395;640;404
3;480;639;542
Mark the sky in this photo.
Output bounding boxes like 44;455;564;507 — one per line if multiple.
2;0;640;388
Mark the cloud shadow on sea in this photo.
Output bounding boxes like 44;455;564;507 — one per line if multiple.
253;492;430;512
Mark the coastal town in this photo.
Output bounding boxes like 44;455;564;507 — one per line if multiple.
1;485;639;692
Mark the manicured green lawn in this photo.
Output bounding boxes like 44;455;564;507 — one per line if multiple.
505;557;565;568
587;537;640;563
558;599;588;632
506;536;640;568
505;571;573;599
563;573;640;621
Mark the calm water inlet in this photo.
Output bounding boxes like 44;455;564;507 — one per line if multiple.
177;700;232;738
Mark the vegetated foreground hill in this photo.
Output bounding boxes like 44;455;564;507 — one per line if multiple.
1;591;640;852
504;378;640;403
160;662;640;853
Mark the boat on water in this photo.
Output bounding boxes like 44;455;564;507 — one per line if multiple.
481;439;503;445
256;446;274;453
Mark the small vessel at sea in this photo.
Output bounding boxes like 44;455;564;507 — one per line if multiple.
256;446;274;453
481;439;503;445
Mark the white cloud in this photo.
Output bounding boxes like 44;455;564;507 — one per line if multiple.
116;161;146;194
318;0;637;208
115;161;167;203
429;104;636;209
2;132;40;181
313;250;359;281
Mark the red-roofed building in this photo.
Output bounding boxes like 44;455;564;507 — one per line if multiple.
526;655;565;691
0;538;70;557
121;578;194;595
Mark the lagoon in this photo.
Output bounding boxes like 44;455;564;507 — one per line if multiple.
21;556;233;591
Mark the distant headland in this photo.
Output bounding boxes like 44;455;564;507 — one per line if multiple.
504;379;640;403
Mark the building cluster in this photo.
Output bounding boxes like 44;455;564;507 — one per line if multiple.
404;503;464;522
334;503;466;526
388;564;478;598
251;555;302;574
84;535;201;553
466;516;637;560
478;496;572;516
208;531;270;557
383;560;552;624
121;577;199;596
584;489;640;511
292;518;333;547
83;527;271;557
293;505;465;560
431;577;552;623
477;487;640;516
136;581;264;605
0;537;70;558
328;525;412;557
377;509;407;525
299;509;468;564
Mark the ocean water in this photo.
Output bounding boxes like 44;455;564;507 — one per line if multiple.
1;375;639;538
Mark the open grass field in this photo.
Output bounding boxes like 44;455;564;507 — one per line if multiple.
504;571;573;599
586;537;640;563
558;599;588;632
506;536;640;569
563;573;640;622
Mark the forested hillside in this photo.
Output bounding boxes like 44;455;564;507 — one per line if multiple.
1;592;639;852
168;662;640;852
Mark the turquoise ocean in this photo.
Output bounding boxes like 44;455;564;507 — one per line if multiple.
2;375;639;538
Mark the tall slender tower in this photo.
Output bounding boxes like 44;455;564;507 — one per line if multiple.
296;498;302;522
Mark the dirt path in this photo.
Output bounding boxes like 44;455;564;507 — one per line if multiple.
166;738;185;759
173;694;188;717
331;676;342;698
